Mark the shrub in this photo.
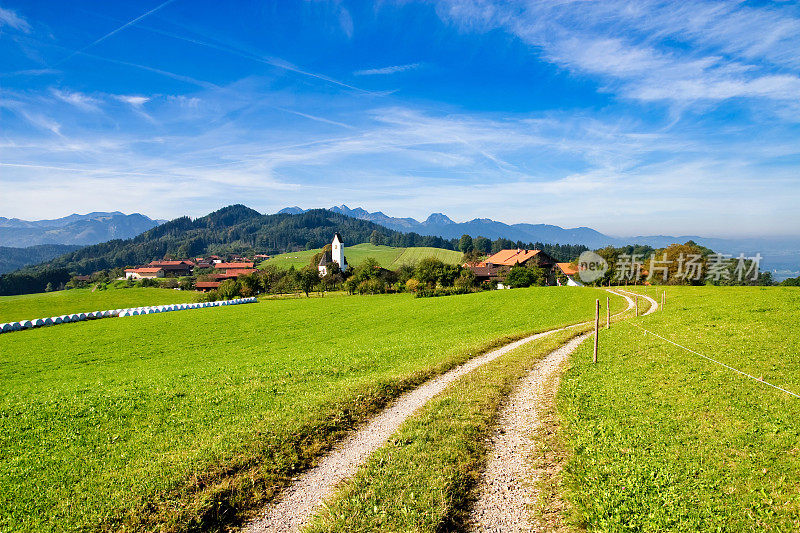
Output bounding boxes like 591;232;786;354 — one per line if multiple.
405;278;420;293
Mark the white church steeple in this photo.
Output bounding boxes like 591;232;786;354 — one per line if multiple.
331;232;347;271
318;232;347;275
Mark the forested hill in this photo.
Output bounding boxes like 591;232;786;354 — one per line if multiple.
0;205;455;295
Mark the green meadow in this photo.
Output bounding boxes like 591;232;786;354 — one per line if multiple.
0;286;199;323
261;243;462;270
559;286;800;530
1;287;608;532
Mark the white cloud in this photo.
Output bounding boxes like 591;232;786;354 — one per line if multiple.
114;95;150;107
436;0;800;106
51;89;101;112
354;63;421;76
0;6;30;32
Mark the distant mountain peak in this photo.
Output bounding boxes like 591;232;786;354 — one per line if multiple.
278;206;306;215
423;213;455;225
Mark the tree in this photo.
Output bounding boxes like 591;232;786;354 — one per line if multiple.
414;258;461;287
458;234;474;254
473;236;492;255
45;282;54;292
454;270;476;291
321;261;343;291
462;249;484;265
506;265;546;288
491;238;515;253
369;230;385;246
217;279;241;299
298;266;320;297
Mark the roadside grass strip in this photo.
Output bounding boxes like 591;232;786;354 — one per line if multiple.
557;286;800;531
305;327;593;532
0;297;257;334
0;288;611;532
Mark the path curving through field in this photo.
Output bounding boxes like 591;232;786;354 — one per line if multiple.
466;288;638;531
243;292;632;533
616;288;659;316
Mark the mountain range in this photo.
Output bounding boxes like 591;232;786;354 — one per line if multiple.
0;212;164;248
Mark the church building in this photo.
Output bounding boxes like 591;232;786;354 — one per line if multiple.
318;233;348;276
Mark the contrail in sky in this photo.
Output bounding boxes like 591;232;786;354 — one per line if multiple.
55;0;178;65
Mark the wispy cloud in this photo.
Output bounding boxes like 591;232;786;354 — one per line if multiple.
436;0;800;106
56;0;176;65
51;89;101;112
128;22;380;94
354;63;421;76
0;6;30;32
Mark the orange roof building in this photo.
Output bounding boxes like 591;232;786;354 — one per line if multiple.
214;262;255;270
556;262;579;276
124;267;164;280
195;281;221;292
484;249;543;266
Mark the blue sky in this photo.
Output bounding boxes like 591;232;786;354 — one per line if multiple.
1;0;800;237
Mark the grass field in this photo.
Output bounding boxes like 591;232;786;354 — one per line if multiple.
0;287;199;323
558;286;800;530
1;287;611;532
262;243;461;270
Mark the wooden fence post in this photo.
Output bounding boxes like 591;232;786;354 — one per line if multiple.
593;298;599;363
606;296;610;329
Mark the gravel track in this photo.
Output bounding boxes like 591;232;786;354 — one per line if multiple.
466;334;591;532
466;289;635;531
243;291;634;533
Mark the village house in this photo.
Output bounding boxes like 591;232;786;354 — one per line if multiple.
213;262;256;280
467;248;559;285
318;233;348;276
556;263;583;286
125;267;165;280
195;281;221;292
148;260;194;277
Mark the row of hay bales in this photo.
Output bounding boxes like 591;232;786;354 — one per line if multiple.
0;297;258;334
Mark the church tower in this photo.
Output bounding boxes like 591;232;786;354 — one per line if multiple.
332;232;347;272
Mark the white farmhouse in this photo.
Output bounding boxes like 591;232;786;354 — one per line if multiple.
318;233;348;276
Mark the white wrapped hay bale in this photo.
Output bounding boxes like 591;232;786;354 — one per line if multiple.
0;323;11;333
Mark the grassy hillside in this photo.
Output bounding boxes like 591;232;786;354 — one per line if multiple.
559;286;800;530
263;243;462;270
0;288;610;532
0;287;199;323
